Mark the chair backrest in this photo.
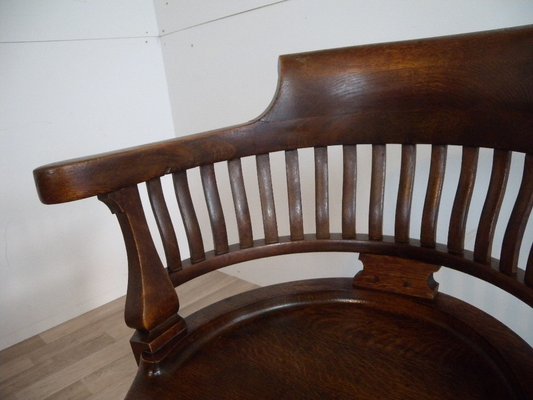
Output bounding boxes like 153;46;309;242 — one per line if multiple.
34;26;533;359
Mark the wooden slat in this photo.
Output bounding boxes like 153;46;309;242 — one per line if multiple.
526;246;533;287
285;150;304;240
200;164;229;255
146;178;182;272
395;145;416;243
256;154;279;244
315;147;330;239
448;147;479;254
474;150;511;264
342;145;357;239
369;145;386;240
500;154;533;275
172;171;205;263
421;145;447;248
227;159;253;249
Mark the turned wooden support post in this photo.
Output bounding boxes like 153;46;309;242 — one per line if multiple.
99;186;186;364
354;254;440;300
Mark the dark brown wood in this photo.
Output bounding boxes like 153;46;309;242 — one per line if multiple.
342;145;357;239
32;26;533;400
98;187;186;363
128;279;533;400
448;147;479;254
500;154;533;275
98;186;180;332
421;145;447;248
256;154;279;244
173;171;205;263
395;144;416;243
168;234;533;308
474;150;511;264
314;147;330;239
227;158;254;249
200;164;229;255
285;150;304;241
146;178;182;272
369;145;386;240
526;246;533;287
129;313;186;365
34;26;533;205
355;254;440;299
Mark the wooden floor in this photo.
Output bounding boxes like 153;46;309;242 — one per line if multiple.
0;271;258;400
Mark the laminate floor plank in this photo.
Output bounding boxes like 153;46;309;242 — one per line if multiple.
0;357;34;384
30;329;115;366
103;312;135;341
86;376;132;400
0;272;255;400
39;298;126;344
42;381;92;400
177;270;243;309
0;334;116;397
0;336;46;364
15;329;135;399
180;277;259;317
82;354;137;395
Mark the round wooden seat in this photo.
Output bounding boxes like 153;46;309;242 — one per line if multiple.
127;279;532;399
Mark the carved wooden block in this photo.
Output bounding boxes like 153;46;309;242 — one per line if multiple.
354;254;440;300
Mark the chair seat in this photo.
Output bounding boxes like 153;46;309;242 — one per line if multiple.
126;278;533;400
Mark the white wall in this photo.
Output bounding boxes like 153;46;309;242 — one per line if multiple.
0;1;175;350
156;0;533;343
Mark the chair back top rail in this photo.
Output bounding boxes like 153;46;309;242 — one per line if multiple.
33;26;533;316
34;25;533;205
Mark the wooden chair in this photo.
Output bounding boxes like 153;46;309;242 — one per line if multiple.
34;26;533;399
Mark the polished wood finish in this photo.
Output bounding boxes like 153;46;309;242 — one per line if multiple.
256;153;279;244
500;154;533;275
172;171;205;263
474;150;511;264
200;164;229;255
98;187;180;333
34;27;533;205
354;254;440;299
369;144;386;240
448;146;479;254
341;145;357;239
314;146;330;239
527;247;533;287
34;26;533;399
146;178;182;272
227;158;254;249
285;149;304;241
395;144;416;243
420;145;447;248
128;279;532;400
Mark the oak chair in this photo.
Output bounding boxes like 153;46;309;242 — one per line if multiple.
34;26;533;399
